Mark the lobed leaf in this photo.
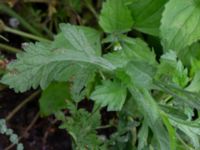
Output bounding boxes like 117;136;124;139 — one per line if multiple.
1;24;115;92
129;0;167;36
56;104;102;149
156;51;189;88
90;80;127;111
99;0;134;33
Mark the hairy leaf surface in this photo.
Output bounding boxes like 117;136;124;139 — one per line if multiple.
1;24;115;92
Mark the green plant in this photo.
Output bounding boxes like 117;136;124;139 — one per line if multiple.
2;0;200;149
0;119;24;150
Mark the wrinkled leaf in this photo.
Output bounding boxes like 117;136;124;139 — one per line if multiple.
1;24;115;92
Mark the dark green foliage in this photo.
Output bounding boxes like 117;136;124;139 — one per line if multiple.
2;0;200;149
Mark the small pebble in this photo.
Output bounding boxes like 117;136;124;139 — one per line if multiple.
9;18;20;28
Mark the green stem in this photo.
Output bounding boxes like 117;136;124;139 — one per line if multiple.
0;4;42;36
99;71;106;80
164;95;172;103
84;0;99;19
0;35;8;42
96;124;113;129
177;134;194;150
5;90;40;121
4;26;51;43
0;43;20;53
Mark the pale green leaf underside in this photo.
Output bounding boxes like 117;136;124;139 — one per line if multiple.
161;0;200;51
1;24;115;92
90;80;127;111
99;0;134;33
1;44;114;92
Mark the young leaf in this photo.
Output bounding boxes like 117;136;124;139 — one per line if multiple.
99;0;134;33
39;82;71;116
161;0;200;51
57;106;102;149
90;80;127;111
129;0;167;36
172;61;189;88
156;51;189;87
